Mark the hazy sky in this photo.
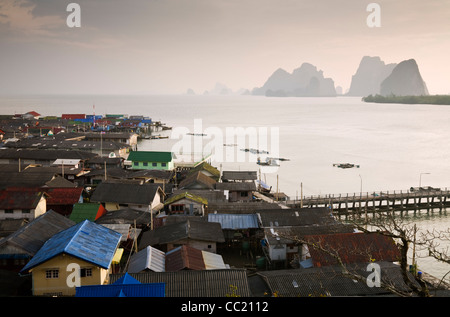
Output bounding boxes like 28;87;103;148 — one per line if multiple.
1;0;449;95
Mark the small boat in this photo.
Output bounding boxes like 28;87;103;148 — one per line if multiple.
256;180;272;194
272;157;290;161
241;148;269;154
333;163;360;169
187;133;207;136
257;157;280;166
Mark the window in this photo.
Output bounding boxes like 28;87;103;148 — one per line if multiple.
143;162;148;167
152;162;157;167
80;268;93;277
171;204;185;213
161;162;167;167
5;209;13;214
134;162;139;166
22;209;31;214
240;191;249;197
46;269;59;279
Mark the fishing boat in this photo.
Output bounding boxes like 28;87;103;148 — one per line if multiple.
256;179;272;194
241;148;269;154
257;157;280;166
333;163;360;169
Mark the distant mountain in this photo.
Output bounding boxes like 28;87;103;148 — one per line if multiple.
347;56;397;96
252;63;336;97
380;59;429;96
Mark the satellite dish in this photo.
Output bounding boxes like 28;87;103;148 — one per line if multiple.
108;152;117;158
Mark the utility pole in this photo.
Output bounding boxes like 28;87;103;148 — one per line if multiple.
301;182;303;208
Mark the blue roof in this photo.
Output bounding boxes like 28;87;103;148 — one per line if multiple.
208;213;259;229
75;273;165;297
21;220;122;272
114;272;141;285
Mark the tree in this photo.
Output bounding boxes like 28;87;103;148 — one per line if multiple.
351;213;430;296
273;211;447;296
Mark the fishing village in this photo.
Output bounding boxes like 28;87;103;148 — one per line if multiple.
0;110;449;298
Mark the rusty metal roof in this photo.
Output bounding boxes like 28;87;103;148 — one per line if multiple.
305;232;401;267
165;245;205;271
0;187;45;210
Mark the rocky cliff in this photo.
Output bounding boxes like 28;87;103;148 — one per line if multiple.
347;56;397;96
380;59;429;96
252;63;336;97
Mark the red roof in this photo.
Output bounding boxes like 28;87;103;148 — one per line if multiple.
62;114;86;120
44;187;84;205
26;111;41;117
0;187;45;209
305;232;400;267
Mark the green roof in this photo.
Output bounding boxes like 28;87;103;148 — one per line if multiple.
70;203;105;223
127;151;173;162
164;192;208;206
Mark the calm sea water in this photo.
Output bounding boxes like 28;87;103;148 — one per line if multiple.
1;94;450;283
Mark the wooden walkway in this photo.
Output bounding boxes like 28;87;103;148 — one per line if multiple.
286;188;450;218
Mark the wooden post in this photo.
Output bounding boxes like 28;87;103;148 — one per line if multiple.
276;174;279;202
301;182;303;208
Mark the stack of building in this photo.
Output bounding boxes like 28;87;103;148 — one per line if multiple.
0;111;445;297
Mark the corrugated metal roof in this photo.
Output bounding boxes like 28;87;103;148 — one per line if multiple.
127;151;173;162
21;220;122;272
0;210;75;256
305;232;401;267
70;203;106;223
101;224;131;242
90;182;162;205
76;273;165;297
257;262;417;297
109;269;250;297
94;207;152;226
222;171;257;181
208;213;259;230
165;245;205;271
76;282;166;297
201;251;227;270
138;220;225;249
0;188;45;210
128;246;165;273
215;182;256;191
45;188;83;205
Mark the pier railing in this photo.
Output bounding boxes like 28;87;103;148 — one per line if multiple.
286;188;450;217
